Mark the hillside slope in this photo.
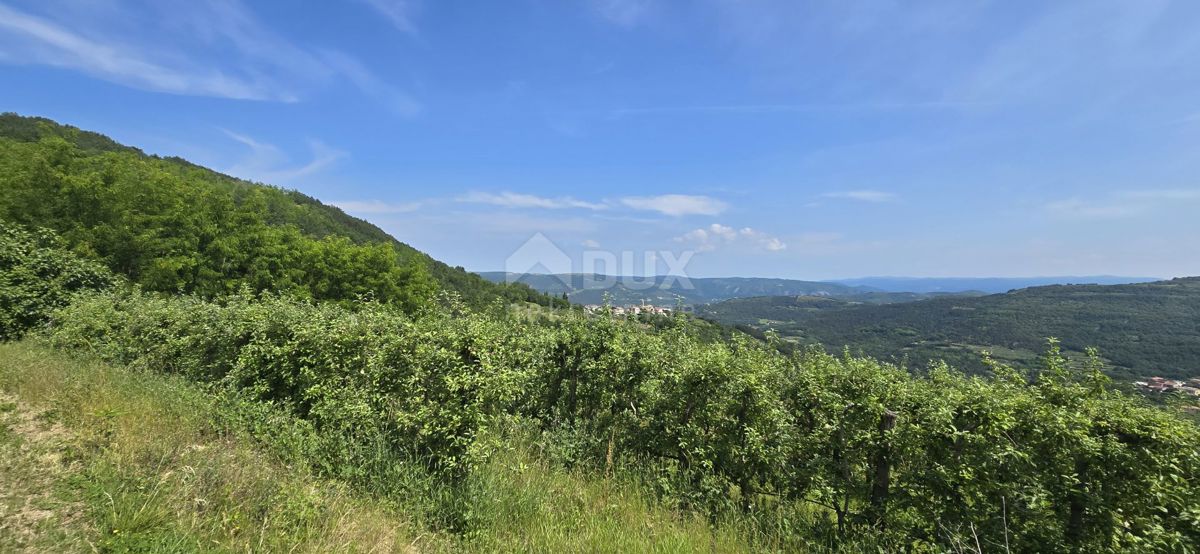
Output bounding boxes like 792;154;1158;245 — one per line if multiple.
700;278;1200;379
0;113;559;309
0;342;749;552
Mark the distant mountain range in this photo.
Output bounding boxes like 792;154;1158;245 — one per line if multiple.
697;277;1200;381
827;276;1161;294
480;272;1160;305
477;272;978;306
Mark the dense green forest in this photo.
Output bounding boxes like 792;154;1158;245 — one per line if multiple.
0;113;564;310
699;280;1200;380
2;116;1199;551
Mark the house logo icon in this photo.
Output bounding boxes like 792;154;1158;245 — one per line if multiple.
505;233;572;287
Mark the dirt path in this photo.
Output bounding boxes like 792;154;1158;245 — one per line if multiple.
0;393;93;553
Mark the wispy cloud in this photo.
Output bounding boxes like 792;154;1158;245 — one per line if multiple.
956;0;1176;106
0;1;419;114
356;0;420;35
468;212;599;235
620;194;727;216
455;191;729;217
333;200;423;214
317;49;422;117
821;190;897;203
612;102;990;117
457;191;607;210
1044;198;1143;220
223;130;346;184
675;223;786;252
589;0;654;28
1122;189;1200;201
695;0;995;106
694;0;1191;120
1045;189;1200;220
786;232;887;257
0;2;284;100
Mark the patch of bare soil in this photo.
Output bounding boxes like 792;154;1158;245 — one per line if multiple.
0;393;92;553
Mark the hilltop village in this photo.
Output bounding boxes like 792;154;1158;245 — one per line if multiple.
583;301;691;316
1135;377;1200;397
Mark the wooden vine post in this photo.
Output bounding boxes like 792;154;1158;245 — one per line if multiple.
868;409;898;529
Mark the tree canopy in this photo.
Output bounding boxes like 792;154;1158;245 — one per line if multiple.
0;113;565;310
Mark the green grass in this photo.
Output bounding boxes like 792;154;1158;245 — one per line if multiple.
0;341;765;552
0;341;426;553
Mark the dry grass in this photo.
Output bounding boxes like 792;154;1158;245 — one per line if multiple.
0;392;92;553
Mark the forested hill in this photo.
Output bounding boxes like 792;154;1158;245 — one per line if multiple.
700;278;1200;380
0;113;561;309
828;275;1160;294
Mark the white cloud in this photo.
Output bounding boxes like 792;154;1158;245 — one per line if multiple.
356;0;420;35
223;130;346;184
761;236;787;251
620;194;728;216
457;191;607;210
710;223;737;241
0;1;419;114
334;200;422;214
582;239;601;248
739;227;787;251
821;190;897;203
675;223;786;252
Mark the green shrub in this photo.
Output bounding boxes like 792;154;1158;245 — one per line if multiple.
39;289;1200;550
0;221;116;339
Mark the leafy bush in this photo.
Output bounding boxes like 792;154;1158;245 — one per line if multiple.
0;221;116;339
40;289;1200;550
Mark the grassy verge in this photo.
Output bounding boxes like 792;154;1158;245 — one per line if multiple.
462;427;753;552
0;341;757;552
0;341;427;553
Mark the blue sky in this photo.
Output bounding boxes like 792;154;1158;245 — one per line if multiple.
3;0;1200;279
